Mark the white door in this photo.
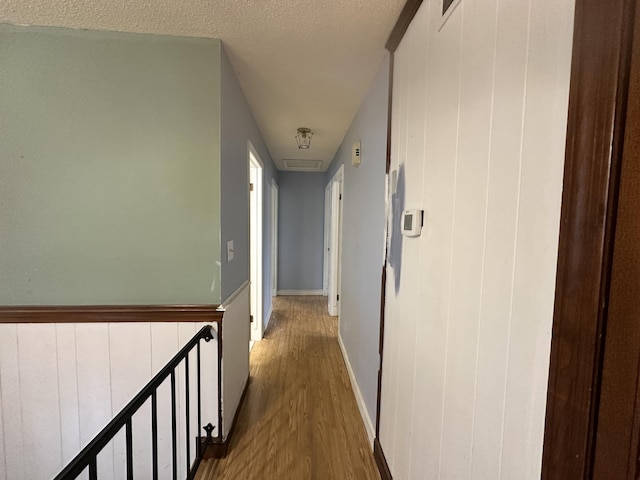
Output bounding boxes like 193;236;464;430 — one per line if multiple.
328;166;344;317
249;143;264;342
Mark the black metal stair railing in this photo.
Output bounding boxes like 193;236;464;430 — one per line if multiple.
53;325;217;480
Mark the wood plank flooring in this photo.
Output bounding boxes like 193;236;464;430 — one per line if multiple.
196;296;380;480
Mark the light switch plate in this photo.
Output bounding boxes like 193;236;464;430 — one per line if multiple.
352;140;361;167
227;240;234;262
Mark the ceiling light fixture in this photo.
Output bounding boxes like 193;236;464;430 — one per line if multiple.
295;127;313;149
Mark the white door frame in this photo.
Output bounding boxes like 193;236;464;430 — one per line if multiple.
249;142;264;341
328;165;344;317
323;183;331;296
271;180;279;298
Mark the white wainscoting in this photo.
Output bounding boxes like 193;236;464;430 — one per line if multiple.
379;0;575;478
0;321;220;480
219;280;250;438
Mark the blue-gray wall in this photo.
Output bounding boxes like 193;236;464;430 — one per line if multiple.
220;45;278;327
278;172;326;292
325;54;390;427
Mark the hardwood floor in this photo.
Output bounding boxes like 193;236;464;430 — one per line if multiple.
196;296;380;480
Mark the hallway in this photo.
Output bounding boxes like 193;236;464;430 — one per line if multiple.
196;296;380;480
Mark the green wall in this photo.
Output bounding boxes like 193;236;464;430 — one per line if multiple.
0;24;222;305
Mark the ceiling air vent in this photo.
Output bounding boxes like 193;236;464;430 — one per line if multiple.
283;159;323;170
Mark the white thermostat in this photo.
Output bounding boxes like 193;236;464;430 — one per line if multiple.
401;209;423;237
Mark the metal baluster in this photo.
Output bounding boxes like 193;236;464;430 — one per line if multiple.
217;324;223;441
88;457;97;480
197;339;202;458
51;326;216;480
152;390;158;480
125;419;133;480
171;370;177;480
185;355;191;479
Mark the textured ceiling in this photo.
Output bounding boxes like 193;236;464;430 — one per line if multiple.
0;0;404;171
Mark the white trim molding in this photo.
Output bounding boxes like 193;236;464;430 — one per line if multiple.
276;289;324;296
338;333;375;445
219;280;250;310
264;304;273;331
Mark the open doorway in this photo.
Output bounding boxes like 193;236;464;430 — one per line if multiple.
271;180;279;298
328;165;344;317
323;183;331;296
249;143;264;343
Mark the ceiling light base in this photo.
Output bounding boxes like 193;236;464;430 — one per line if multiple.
295;127;313;149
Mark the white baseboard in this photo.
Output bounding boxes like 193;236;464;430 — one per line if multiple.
337;333;375;446
264;304;273;331
277;289;323;296
224;374;249;440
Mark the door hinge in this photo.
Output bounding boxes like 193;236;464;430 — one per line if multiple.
337;294;340;301
339;193;342;200
250;183;254;192
250;315;254;323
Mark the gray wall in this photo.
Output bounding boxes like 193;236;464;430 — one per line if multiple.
219;45;278;326
0;24;222;305
325;55;389;426
278;172;326;292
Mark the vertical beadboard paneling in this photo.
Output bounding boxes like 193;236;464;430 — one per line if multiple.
379;36;405;460
381;0;574;478
0;371;4;480
109;324;152;411
110;429;127;480
409;2;454;479
440;0;497;477
0;325;24;480
151;323;179;475
177;323;196;478
184;330;201;470
109;323;152;478
56;324;82;465
471;0;530;478
381;37;407;471
0;331;8;480
221;286;250;439
386;24;409;475
501;0;575;477
17;324;63;479
391;7;429;478
151;323;180;374
75;323;114;479
0;320;220;480
131;400;153;480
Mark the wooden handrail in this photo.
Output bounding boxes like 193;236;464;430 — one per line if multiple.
0;304;223;323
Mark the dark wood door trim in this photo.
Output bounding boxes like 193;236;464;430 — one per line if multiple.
542;0;637;478
592;7;640;475
376;50;394;441
386;53;394;175
386;0;424;53
374;438;393;480
375;0;421;464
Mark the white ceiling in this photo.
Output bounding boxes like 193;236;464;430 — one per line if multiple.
0;0;404;171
